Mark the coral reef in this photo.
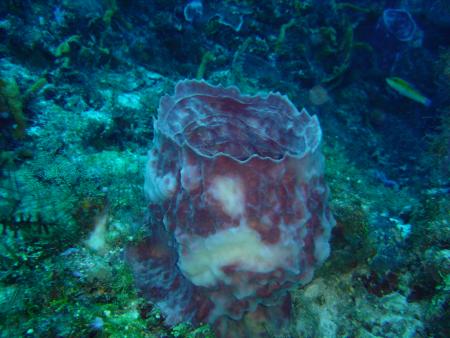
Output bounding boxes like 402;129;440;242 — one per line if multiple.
0;0;448;337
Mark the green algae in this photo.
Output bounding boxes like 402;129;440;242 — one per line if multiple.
196;51;216;80
274;19;296;53
0;77;25;139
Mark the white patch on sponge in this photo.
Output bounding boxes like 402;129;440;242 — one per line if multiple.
208;175;245;218
144;150;177;202
180;164;201;191
313;234;331;264
313;211;334;264
177;223;292;288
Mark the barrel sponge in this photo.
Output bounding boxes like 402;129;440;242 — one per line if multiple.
127;80;335;336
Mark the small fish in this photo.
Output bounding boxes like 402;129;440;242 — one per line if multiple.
386;77;432;107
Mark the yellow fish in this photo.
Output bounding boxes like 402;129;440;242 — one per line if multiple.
386;77;432;107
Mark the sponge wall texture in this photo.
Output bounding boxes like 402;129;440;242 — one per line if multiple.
127;80;334;335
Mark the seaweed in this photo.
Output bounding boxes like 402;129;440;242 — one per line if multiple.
321;23;354;87
274;18;296;53
0;78;25;139
196;51;215;80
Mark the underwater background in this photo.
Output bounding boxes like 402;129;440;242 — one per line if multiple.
0;0;449;337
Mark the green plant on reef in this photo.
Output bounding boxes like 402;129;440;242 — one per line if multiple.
53;35;81;68
23;77;47;100
196;51;216;80
54;35;81;58
321;23;353;87
103;0;119;26
230;37;253;90
0;78;26;139
316;12;377;88
293;0;313;12
0;76;46;140
269;2;376;89
336;2;375;14
274;18;296;53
